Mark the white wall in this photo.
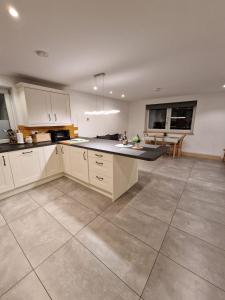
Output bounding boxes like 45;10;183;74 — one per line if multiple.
69;90;128;137
128;93;225;157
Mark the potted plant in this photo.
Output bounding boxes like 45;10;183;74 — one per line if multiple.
132;134;142;149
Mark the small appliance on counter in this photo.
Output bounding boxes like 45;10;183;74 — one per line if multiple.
25;136;33;143
48;129;71;142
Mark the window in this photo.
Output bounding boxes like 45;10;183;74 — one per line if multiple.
146;101;197;133
0;89;14;141
148;108;167;129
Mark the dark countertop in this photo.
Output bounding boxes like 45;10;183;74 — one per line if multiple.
0;138;167;161
0;141;55;153
61;138;167;161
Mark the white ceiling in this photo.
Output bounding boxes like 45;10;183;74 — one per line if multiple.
1;0;225;100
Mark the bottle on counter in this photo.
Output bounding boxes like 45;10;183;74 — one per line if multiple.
16;131;24;144
122;131;128;145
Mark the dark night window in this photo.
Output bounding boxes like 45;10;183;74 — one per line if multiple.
170;107;193;130
146;101;197;132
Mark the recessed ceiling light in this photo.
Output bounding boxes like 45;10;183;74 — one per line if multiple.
153;88;161;92
35;50;48;58
93;86;98;91
222;85;225;88
109;91;113;94
8;6;19;18
121;94;125;98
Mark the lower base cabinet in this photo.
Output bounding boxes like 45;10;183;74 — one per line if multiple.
9;148;44;188
70;147;89;183
0;153;14;194
1;144;138;202
60;145;71;174
43;145;62;177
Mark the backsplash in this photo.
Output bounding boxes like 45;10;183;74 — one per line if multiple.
18;124;78;139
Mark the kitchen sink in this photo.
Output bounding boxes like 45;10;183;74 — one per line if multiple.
61;138;89;145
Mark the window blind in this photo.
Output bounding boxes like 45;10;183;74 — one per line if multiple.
146;100;197;110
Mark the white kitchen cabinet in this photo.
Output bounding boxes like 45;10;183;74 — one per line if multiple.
70;147;89;183
0;152;14;194
60;145;71;174
15;83;71;126
88;150;138;200
9;148;44;188
25;88;52;125
51;92;71;124
43;145;62;177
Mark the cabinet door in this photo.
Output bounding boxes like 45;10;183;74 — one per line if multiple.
60;145;71;174
9;148;43;188
51;92;71;124
25;88;52;125
70;147;89;183
44;145;61;177
0;153;14;194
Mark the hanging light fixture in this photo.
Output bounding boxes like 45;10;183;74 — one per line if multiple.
85;73;120;115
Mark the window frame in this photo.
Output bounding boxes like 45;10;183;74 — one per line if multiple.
0;88;16;143
145;101;197;134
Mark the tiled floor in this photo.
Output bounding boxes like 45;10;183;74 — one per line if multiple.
1;156;225;299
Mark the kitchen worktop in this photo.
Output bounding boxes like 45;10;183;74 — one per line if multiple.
0;141;55;153
0;138;167;161
60;138;167;161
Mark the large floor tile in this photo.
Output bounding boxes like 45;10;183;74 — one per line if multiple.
44;195;97;235
142;253;225;300
153;165;191;181
138;159;160;173
68;188;112;214
129;188;178;223
143;174;185;198
77;217;157;295
28;184;64;206
51;177;79;193
0;214;5;227
194;159;225;171
0;192;39;223
9;208;71;267
0;272;50;300
179;195;225;225
183;180;225;207
172;209;225;250
103;205;168;250
190;166;225;184
159;156;195;170
161;227;225;290
36;238;139;300
0;226;31;296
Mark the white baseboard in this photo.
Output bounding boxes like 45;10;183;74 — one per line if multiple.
182;151;222;160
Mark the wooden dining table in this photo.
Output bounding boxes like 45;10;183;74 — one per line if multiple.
144;134;184;158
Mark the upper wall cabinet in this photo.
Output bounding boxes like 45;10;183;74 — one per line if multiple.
15;83;71;126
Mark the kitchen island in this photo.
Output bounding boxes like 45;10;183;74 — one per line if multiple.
60;138;167;201
0;138;166;201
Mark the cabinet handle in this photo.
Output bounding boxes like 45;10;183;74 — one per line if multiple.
55;147;58;155
83;151;87;160
95;154;103;158
48;113;51;122
2;156;6;166
96;176;104;181
61;146;64;154
54;113;57;122
22;151;33;154
96;161;103;166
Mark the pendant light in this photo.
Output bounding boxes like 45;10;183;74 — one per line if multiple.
85;73;120;115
